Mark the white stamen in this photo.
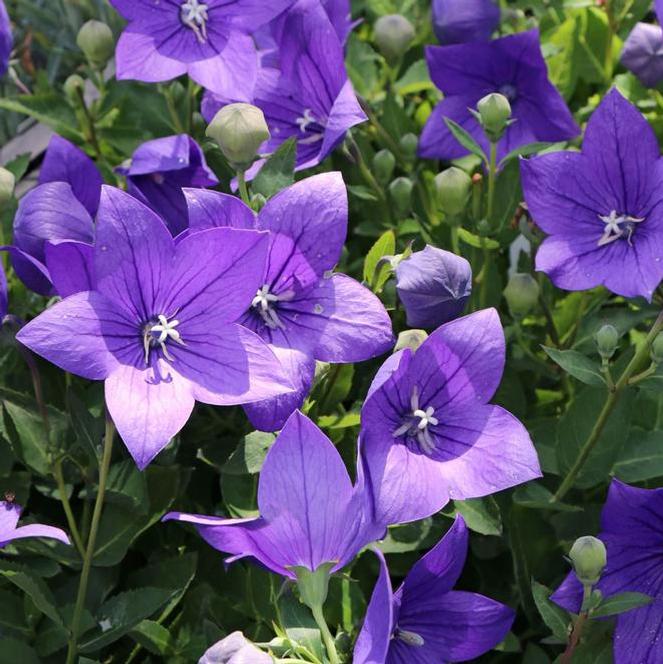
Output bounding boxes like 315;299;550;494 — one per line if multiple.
598;210;644;247
252;285;291;330
181;0;209;43
396;629;425;647
296;108;317;133
393;387;439;454
144;314;185;365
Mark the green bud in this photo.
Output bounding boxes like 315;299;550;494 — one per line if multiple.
476;218;491;236
400;133;419;161
206;103;270;169
503;273;540;319
569;536;607;586
374;14;416;64
250;192;267;212
293;563;335;611
595;324;619;361
170;81;186;106
76;20;114;68
435;167;471;217
63;74;85;103
389;177;413;217
0;168;15;208
395;329;428;353
477;93;512;142
651;332;663;365
373;149;396;185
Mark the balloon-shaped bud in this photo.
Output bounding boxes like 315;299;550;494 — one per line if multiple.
595;324;619;361
0;167;15;208
373;149;396;185
477;92;512;142
435;167;472;217
374;14;416;64
76;20;114;68
569;536;607;586
400;133;419;161
503;273;540;319
389;177;414;216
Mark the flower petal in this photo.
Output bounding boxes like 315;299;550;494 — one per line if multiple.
184;188;256;231
45;241;95;298
114;30;187;83
9;524;70;546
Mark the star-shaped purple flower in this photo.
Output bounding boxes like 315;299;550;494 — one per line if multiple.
552;480;663;664
164;410;383;579
110;0;293;99
355;517;514;664
521;88;663;300
202;0;366;175
185;172;393;431
360;308;541;526
419;30;580;162
0;500;70;548
117;134;218;236
16;186;293;469
432;0;500;45
621;23;663;89
0;0;12;77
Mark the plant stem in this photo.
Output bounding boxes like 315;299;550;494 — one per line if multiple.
237;170;251;205
311;604;339;664
552;310;663;502
75;86;102;159
486;142;497;223
52;459;85;557
66;418;115;664
604;0;617;80
561;585;592;664
347;136;387;204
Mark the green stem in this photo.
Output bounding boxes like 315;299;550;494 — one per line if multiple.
348;137;387;204
311;605;339;664
163;85;185;134
604;1;617;81
553;310;663;502
561;585;592;664
237;170;251;205
450;226;460;255
66;419;115;664
486;142;497;223
75;86;102;159
52;460;85;557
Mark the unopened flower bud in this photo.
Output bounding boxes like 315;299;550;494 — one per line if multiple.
503;273;540;319
250;192;267;212
395;329;429;353
206;103;270;169
389;177;413;216
373;149;396;185
651;332;663;364
76;20;114;68
435;167;471;217
476;218;491;236
595;324;619;360
477;93;512;142
63;74;85;103
400;133;419;161
569;536;607;586
0;168;16;208
374;14;416;64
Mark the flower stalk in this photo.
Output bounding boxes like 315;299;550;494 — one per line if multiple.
311;604;340;664
560;584;592;664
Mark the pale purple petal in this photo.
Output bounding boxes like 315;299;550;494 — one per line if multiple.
44;241;95;298
622;23;663;89
432;0;500;45
199;632;272;664
9;524;70;546
114;30;187;83
184;188;256;231
0;0;11;77
0;501;21;535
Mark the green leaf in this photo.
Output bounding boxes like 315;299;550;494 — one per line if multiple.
67;389;103;462
542;347;605;386
0;569;63;628
0;588;31;639
394;59;434;95
363;230;396;291
498;142;561;166
378;518;436;554
457;227;500;250
223;431;275;476
0;95;83;142
454;497;502;536
104;460;149;513
443;117;488;162
0;638;41;664
129;620;174;655
613;428;663;482
591;591;653;618
513;482;582;512
531;580;570;641
251;138;297;199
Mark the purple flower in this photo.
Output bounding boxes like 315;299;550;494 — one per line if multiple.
0;500;70;548
432;0;500;45
185;172;393;431
355;517;514;664
11;136;102;296
164;410;383;579
419;30;580;162
552;480;663;664
199;632;272;664
321;0;357;44
16;186;293;469
360;308;541;526
621;23;663;89
521;88;663;300
0;0;12;77
110;0;292;99
202;0;366;175
395;246;472;329
117;135;218;236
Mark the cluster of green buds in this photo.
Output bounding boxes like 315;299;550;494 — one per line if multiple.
76;20;115;69
374;14;415;65
472;93;514;143
503;273;540;320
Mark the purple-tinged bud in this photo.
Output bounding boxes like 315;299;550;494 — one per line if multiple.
0;167;15;208
373;149;396;185
651;332;663;365
374;14;415;64
569;536;607;587
199;632;272;664
389;177;414;216
503;273;539;319
396;246;472;329
76;20;114;68
477;93;512;142
595;324;619;361
621;23;663;89
206;103;270;169
435;167;471;217
432;0;500;45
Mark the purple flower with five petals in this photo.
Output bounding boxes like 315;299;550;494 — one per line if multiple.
432;0;500;45
164;410;383;579
360;308;541;526
419;30;580;163
621;23;663;89
110;0;293;99
521;88;663;300
552;480;663;664
117;134;218;236
16;187;293;469
185;172;393;431
0;0;12;77
0;500;70;548
355;517;514;664
202;0;366;176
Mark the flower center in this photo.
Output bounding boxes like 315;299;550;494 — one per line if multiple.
143;313;185;364
395;628;425;647
295;108;325;145
252;285;287;330
598;210;645;247
181;0;209;44
499;83;517;101
392;387;439;455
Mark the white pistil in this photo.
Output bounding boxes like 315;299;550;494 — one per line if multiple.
252;285;286;330
144;314;185;364
396;629;425;647
181;0;209;44
296;108;325;145
598;210;644;247
392;387;439;455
